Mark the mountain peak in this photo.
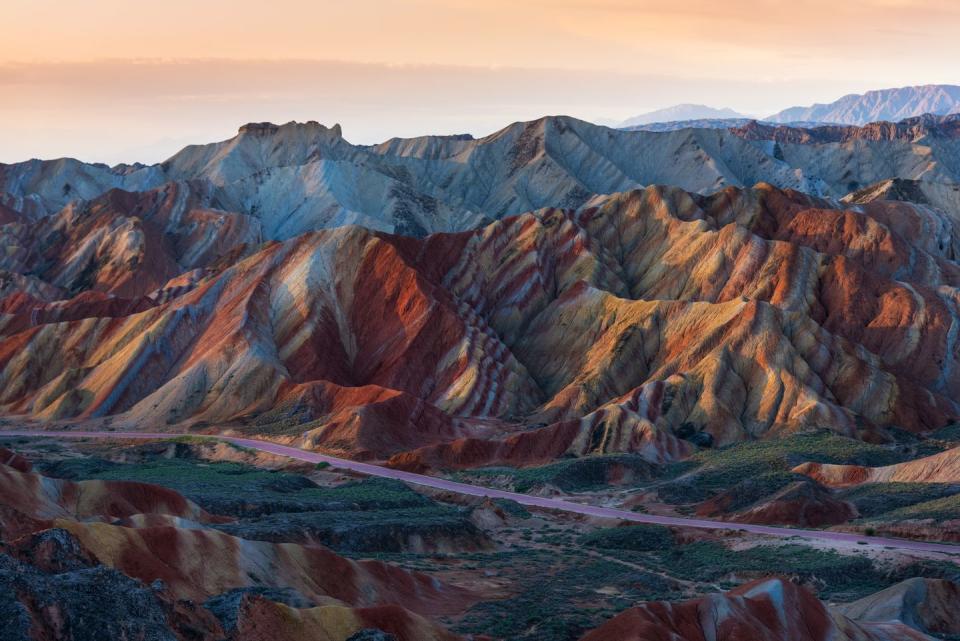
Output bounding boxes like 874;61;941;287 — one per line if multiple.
237;120;343;138
237;122;279;135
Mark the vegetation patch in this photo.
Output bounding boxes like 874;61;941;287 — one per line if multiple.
839;482;960;519
38;457;432;516
215;505;484;552
454;454;657;493
455;550;675;641
493;498;532;519
656;431;908;506
930;423;960;443
578;524;674;552
870;492;960;522
653;542;887;601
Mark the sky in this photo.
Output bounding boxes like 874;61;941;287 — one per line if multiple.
1;0;958;164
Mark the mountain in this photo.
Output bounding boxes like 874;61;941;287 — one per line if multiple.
767;84;960;125
3;184;958;469
4;117;798;236
4;114;960;246
6;114;960;641
620;104;748;127
730;114;960;217
3;116;960;467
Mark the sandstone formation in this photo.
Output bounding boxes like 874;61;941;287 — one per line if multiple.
697;479;856;527
2;184;960;467
0;462;215;529
795;447;960;487
579;578;935;641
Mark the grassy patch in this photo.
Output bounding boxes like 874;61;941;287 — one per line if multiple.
166;435;219;445
654;542;887;601
455;550;675;641
38;457;432;516
871;492;960;522
38;455;486;553
578;524;673;552
454;454;657;493
839;483;960;519
657;431;907;505
214;504;479;552
493;498;532;519
931;423;960;443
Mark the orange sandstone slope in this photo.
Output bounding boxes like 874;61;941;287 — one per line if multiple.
795;446;960;487
579;578;935;641
1;184;959;466
0;462;215;528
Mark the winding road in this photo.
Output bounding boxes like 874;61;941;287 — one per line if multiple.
5;429;960;557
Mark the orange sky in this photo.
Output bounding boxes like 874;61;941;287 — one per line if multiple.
1;0;958;162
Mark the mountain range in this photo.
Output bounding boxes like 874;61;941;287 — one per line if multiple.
621;84;960;130
4;111;960;245
5;99;960;641
619;104;748;127
767;84;960;125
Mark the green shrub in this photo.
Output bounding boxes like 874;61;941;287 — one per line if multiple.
456;454;657;493
840;482;960;519
658;542;886;600
578;525;674;552
657;431;908;505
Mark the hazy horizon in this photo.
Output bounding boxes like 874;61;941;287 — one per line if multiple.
3;0;960;164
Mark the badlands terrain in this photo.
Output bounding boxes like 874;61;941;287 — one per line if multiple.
3;104;960;640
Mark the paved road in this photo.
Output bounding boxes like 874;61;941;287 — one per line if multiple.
5;429;960;556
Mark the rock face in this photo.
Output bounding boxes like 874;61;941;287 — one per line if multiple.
213;598;457;641
0;184;260;299
736;113;960;144
766;84;960;125
0;552;194;641
623;118;755;132
579;578;936;641
2;184;960;466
